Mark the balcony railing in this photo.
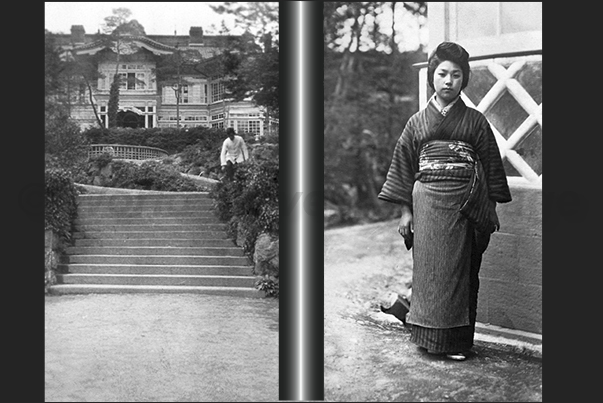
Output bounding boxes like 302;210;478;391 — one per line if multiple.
88;144;169;160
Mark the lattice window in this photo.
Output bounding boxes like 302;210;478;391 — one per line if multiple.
460;55;542;185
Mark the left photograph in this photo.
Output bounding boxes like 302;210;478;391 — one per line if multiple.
44;2;279;401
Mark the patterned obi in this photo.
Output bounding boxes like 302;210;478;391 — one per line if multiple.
417;140;477;182
417;139;496;233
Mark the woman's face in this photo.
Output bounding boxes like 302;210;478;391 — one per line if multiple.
433;60;463;106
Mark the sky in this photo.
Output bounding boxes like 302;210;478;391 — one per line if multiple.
44;2;243;36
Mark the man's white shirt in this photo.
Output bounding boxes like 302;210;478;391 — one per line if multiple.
220;135;249;166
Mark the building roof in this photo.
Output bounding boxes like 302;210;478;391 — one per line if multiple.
52;25;240;58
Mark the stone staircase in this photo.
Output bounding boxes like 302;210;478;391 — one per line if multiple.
50;192;261;297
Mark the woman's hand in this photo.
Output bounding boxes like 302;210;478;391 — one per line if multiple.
398;204;413;240
489;200;500;232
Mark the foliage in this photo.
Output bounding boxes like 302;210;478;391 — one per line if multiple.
45;102;90;172
256;275;279;298
98;7;147;127
323;2;427;53
108;75;120;128
101;7;134;34
45;30;64;97
46;30;106;129
324;49;424;212
210;2;279;45
221;41;279;118
211;159;279;257
45;168;79;242
76;159;207;192
323;3;427;223
210;2;279;119
211;156;279;297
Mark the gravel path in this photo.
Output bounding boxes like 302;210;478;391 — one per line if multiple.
45;293;279;402
324;219;542;402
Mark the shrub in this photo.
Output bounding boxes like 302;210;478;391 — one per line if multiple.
45;168;79;242
256;275;279;298
107;160;205;192
211;159;279;257
45;102;90;172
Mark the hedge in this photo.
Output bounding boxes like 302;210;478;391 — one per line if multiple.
45;168;79;242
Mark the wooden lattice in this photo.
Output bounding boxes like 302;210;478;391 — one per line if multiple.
461;58;542;185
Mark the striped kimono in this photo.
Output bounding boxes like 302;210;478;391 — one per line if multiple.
378;97;511;353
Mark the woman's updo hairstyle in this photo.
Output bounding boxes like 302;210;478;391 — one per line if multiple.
427;42;471;91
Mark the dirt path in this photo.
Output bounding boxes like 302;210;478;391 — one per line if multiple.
324;219;542;402
45;293;279;402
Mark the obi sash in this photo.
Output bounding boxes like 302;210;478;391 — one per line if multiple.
417;140;496;234
418;140;476;180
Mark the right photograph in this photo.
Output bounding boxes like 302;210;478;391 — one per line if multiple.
324;2;542;401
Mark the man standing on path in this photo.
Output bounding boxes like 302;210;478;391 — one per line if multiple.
220;128;249;181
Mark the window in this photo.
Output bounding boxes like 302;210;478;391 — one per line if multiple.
248;120;261;134
119;73;127;90
237;120;249;132
238;120;261;134
181;85;189;103
119;72;145;90
136;73;146;89
211;121;224;128
201;84;208;103
211;82;224;103
211;113;224;121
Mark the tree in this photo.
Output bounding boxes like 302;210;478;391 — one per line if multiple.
210;3;280;128
99;8;146;128
323;2;427;213
46;30;105;129
45;30;64;99
210;2;279;49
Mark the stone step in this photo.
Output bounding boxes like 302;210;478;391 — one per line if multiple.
57;273;256;288
78;199;214;208
48;284;263;298
60;192;258;297
58;263;253;276
73;238;235;247
73;223;227;232
74;216;221;225
65;246;245;257
66;254;251;266
77;193;211;201
75;210;216;219
72;231;229;240
77;203;214;213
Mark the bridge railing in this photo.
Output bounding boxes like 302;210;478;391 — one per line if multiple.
88;144;169;160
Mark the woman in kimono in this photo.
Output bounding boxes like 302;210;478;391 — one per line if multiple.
378;42;512;361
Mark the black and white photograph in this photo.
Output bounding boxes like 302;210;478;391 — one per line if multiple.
323;2;542;401
43;1;546;401
44;2;279;401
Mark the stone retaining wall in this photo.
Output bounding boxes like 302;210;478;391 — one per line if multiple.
477;179;542;334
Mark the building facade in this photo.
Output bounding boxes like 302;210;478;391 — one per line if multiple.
418;2;542;335
55;25;278;136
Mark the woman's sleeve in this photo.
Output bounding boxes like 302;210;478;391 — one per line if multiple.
478;119;512;203
377;120;418;208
